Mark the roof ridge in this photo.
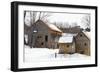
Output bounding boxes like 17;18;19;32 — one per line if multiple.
36;20;62;32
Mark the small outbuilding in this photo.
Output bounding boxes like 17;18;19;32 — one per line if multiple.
75;31;90;56
58;33;76;54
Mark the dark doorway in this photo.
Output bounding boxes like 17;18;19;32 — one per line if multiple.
80;51;84;54
41;42;44;45
45;35;48;42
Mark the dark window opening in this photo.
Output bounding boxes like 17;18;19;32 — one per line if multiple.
57;44;59;48
80;51;84;54
84;43;87;46
41;42;44;45
67;45;69;47
80;34;82;37
37;36;39;38
37;36;42;38
45;35;48;42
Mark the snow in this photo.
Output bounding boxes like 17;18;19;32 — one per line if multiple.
83;31;91;39
62;33;77;36
24;35;28;43
58;33;78;43
24;12;31;26
24;46;91;64
25;48;59;62
47;23;62;32
58;36;73;43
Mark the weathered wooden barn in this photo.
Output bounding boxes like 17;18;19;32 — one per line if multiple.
24;19;91;56
75;31;90;56
58;32;90;56
25;20;62;48
58;33;76;54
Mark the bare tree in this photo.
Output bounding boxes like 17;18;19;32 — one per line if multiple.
63;22;69;28
24;11;37;47
30;11;37;25
24;11;51;47
38;12;51;23
24;11;26;19
53;22;59;28
53;22;70;29
71;22;78;27
24;11;27;45
53;22;63;28
25;11;51;25
81;15;90;29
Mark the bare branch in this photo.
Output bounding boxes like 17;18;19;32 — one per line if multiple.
81;15;90;28
38;12;51;23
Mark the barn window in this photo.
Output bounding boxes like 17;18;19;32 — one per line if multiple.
37;36;39;38
45;35;48;42
37;36;42;38
80;51;84;54
80;34;82;37
41;42;44;45
84;43;87;46
67;45;69;47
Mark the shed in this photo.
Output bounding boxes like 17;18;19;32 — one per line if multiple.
58;33;76;54
75;31;90;56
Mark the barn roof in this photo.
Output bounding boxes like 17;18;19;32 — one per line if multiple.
58;36;73;43
47;23;62;32
62;33;78;37
82;31;91;39
58;33;77;43
35;20;62;33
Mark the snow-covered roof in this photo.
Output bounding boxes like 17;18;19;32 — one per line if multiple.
83;31;91;39
62;33;77;37
47;23;62;32
36;20;62;33
58;36;73;43
58;33;75;43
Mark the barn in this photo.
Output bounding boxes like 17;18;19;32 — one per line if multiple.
58;32;90;56
25;20;62;48
58;33;76;54
24;19;91;56
75;31;90;56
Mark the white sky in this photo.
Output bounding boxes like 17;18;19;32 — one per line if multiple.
25;11;90;28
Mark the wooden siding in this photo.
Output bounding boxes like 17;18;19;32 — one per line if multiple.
26;20;62;48
59;42;75;54
75;32;90;56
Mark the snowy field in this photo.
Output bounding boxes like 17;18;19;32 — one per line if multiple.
24;46;91;65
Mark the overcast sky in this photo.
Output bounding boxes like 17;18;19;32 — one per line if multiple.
25;11;90;28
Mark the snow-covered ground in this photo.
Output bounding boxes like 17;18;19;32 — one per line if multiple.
24;46;91;64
